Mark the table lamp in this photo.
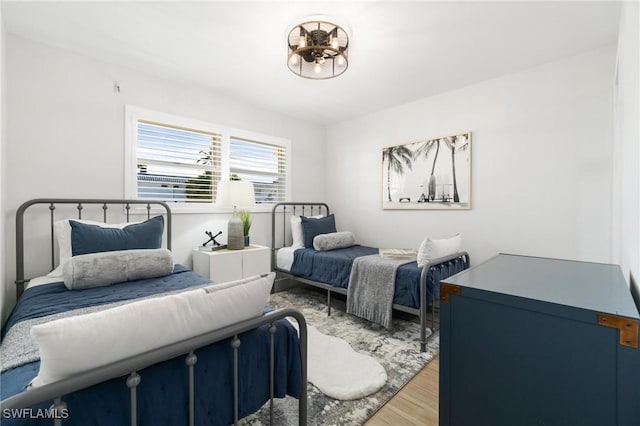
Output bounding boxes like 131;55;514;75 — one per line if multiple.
216;180;255;250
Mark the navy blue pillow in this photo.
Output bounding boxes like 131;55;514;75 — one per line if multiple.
70;216;164;256
301;214;337;249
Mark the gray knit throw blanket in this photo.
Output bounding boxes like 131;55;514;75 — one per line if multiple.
346;255;412;328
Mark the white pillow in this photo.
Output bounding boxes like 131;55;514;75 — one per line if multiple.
47;219;139;277
30;273;275;387
290;214;323;249
416;234;462;268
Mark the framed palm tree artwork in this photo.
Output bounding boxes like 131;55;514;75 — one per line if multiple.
382;132;471;210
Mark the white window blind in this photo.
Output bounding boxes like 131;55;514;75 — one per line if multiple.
136;121;222;203
230;137;287;204
126;106;291;211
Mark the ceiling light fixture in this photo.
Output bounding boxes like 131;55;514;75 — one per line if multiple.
287;18;349;80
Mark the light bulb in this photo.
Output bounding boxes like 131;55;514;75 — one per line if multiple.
289;54;299;66
331;37;339;50
337;55;345;66
314;62;322;74
299;35;307;48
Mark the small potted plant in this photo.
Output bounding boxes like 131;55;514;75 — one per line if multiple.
238;209;252;246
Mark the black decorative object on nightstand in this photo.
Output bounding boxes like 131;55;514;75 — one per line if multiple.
202;231;222;248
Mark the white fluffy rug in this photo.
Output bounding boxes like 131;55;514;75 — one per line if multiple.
305;324;387;400
242;287;439;425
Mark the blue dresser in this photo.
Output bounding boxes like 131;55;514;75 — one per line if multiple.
439;254;640;426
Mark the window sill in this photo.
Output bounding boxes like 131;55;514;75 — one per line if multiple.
129;202;277;215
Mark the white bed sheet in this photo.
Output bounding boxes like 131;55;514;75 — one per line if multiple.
26;275;64;290
276;246;298;272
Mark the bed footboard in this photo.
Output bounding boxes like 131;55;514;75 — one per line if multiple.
1;308;308;426
419;251;470;352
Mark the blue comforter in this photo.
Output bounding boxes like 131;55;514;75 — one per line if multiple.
290;245;466;308
1;266;302;425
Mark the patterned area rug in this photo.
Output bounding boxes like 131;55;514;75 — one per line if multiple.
241;286;439;425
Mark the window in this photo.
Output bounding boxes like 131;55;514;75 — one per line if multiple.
125;106;291;212
136;121;222;203
230;137;287;204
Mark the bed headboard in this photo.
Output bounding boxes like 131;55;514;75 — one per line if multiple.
15;198;172;298
270;202;329;267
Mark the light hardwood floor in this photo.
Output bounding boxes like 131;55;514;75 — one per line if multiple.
364;355;439;426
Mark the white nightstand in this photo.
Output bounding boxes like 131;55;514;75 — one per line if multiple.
192;245;271;283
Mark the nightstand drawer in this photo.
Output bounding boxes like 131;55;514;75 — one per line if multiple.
242;248;271;277
192;245;270;282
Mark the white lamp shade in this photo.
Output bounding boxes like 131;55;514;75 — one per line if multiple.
216;180;256;208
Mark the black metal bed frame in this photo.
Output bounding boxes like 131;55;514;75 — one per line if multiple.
3;198;308;426
270;201;470;352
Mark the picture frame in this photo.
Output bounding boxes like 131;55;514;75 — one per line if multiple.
382;132;471;210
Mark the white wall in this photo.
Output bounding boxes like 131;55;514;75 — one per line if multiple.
3;35;325;315
0;6;7;321
326;46;616;266
612;2;639;287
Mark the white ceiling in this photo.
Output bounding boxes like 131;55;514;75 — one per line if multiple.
2;1;621;125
